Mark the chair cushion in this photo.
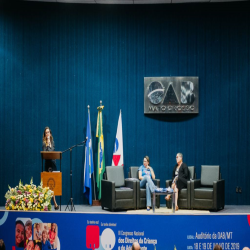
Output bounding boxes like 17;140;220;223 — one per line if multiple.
106;166;125;187
130;166;139;178
193;199;213;209
201;165;220;186
194;188;213;199
115;188;134;199
116;200;135;209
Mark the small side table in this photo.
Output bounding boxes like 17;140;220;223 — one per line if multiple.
152;192;176;213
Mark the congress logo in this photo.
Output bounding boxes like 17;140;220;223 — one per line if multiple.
144;77;199;114
86;226;116;250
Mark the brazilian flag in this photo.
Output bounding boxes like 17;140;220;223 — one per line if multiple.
96;105;105;200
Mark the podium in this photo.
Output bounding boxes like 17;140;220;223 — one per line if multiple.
41;151;62;172
41;151;62;211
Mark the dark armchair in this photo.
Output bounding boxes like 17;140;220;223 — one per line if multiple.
166;166;196;209
191;165;225;211
128;166;160;209
101;166;137;211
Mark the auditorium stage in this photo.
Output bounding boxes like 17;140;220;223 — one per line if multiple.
1;204;250;214
1;206;250;249
66;204;244;214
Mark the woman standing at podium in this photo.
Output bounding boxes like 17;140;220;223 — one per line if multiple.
42;126;59;210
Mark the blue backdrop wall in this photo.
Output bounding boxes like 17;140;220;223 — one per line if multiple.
0;2;249;206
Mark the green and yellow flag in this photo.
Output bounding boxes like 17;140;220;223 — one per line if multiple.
96;104;105;200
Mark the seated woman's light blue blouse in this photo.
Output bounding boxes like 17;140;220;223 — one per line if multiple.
138;165;152;178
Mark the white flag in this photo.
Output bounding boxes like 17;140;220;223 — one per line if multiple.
112;110;124;166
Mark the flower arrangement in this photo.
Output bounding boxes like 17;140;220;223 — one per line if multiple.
5;178;54;211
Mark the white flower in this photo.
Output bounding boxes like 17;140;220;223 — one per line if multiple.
44;201;49;207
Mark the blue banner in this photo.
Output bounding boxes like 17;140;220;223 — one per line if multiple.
0;211;249;250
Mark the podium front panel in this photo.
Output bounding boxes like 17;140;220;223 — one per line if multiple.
41;151;62;160
41;172;62;196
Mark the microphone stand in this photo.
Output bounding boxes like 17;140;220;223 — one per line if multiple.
63;140;87;212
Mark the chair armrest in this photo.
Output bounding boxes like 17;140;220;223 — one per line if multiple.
101;179;115;208
191;179;201;190
102;179;115;190
166;179;172;188
128;172;131;178
125;179;137;190
186;180;191;209
213;179;225;210
103;172;107;180
213;179;224;187
213;179;224;188
190;179;201;209
153;179;160;187
125;179;137;209
102;179;114;185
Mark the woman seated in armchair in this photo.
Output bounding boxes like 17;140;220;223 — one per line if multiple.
165;153;189;211
138;156;158;211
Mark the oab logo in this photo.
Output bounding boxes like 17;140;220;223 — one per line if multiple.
144;77;199;114
147;81;165;105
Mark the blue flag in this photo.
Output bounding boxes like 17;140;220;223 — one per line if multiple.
83;108;94;205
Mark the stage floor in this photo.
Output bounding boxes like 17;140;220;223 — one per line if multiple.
1;204;249;214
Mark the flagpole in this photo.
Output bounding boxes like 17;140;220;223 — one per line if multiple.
88;105;97;201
